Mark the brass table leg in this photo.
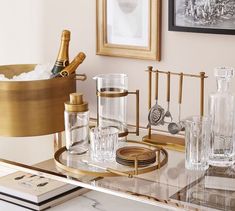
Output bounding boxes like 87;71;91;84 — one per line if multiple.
54;132;63;152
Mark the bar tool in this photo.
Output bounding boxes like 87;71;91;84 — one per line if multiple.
163;72;173;123
168;73;184;134
148;70;165;127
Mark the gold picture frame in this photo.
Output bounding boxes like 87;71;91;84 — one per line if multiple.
96;0;161;61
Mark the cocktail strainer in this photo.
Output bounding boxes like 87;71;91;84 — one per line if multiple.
147;71;165;127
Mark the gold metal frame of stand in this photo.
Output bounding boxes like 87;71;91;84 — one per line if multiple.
143;66;208;151
96;88;140;138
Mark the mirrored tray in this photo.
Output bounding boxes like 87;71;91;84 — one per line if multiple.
54;140;168;177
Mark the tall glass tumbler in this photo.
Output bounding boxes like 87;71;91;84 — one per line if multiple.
185;116;211;171
93;74;139;138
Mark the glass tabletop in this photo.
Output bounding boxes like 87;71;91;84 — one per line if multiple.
0;130;234;211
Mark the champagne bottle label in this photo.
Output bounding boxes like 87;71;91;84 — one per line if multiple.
51;52;86;78
51;30;70;75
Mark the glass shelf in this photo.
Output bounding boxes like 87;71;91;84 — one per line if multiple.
0;130;234;211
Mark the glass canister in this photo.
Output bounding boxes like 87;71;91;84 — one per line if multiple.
93;74;139;138
208;67;235;167
64;93;89;154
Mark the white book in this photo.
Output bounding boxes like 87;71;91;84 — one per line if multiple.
0;187;89;210
0;171;78;203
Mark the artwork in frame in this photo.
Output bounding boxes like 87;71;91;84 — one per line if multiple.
96;0;162;61
169;0;235;35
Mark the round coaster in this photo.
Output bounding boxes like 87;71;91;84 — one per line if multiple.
116;156;156;167
116;146;156;167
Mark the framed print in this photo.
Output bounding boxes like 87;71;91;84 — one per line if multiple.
96;0;162;61
169;0;235;35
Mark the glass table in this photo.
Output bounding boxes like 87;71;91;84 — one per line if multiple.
0;129;234;211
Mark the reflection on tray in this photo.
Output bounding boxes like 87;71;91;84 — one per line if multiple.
170;174;235;211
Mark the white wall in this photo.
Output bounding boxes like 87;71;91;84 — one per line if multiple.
0;0;45;64
1;0;235;124
0;0;235;162
40;0;235;125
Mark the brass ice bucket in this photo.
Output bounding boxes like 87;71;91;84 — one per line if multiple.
0;64;80;137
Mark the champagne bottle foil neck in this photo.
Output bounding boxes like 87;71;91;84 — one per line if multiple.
61;30;71;41
76;52;86;61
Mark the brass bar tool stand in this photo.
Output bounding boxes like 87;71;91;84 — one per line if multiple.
143;66;208;151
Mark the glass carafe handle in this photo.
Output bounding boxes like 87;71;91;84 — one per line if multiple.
128;90;140;136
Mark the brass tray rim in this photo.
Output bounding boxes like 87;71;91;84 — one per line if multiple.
54;140;168;177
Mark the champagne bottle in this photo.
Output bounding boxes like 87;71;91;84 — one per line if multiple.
52;52;86;78
51;30;70;75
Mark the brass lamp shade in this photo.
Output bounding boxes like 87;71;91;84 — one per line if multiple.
0;64;76;137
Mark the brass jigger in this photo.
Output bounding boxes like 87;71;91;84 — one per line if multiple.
168;73;184;134
147;70;165;127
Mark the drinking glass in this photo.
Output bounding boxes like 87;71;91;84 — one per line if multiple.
185;116;211;171
90;127;119;162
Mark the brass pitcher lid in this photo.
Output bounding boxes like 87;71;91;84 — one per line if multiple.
65;93;88;112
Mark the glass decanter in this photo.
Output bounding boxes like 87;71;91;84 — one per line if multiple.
208;67;235;167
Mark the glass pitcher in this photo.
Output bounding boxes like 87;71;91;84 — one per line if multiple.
93;74;139;138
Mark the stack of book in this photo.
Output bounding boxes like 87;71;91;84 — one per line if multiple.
0;171;87;210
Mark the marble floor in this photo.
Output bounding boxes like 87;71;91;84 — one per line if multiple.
0;190;169;211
